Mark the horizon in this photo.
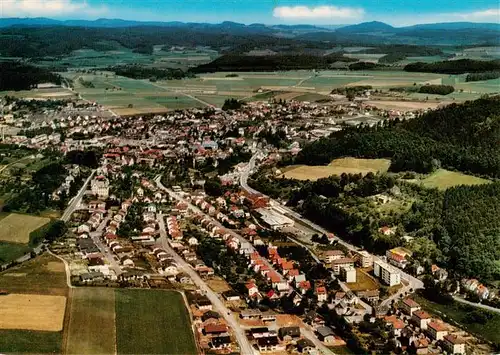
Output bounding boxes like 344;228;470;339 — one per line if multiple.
1;0;499;27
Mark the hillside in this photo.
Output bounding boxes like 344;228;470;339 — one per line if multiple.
296;97;500;178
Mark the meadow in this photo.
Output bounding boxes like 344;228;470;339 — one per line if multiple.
115;289;197;355
0;213;50;244
282;158;391;181
345;269;380;292
419;169;491;190
66;288;116;355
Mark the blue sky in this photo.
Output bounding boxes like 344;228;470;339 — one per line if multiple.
2;0;499;26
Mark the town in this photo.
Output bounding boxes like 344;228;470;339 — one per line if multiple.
1;91;498;355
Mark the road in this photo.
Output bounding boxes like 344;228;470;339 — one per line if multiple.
240;152;424;293
90;217;123;276
147;81;214;108
61;170;96;222
155;176;286;283
453;295;500;314
156;212;255;355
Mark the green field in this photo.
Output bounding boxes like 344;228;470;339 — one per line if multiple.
0;330;62;354
414;295;500;344
115;289;196;355
66;288;116;354
0;242;31;263
419;169;491;190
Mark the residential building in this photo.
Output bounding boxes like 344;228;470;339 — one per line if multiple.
323;250;344;263
400;298;421;315
354;250;373;267
331;257;355;275
373;259;401;286
91;175;110;199
412;310;431;330
443;334;466;354
386;247;412;269
427;321;448;340
316;326;336;343
341;265;356;283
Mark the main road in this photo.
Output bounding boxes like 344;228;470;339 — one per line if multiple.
61;170;96;222
156;211;255;355
240;152;424;292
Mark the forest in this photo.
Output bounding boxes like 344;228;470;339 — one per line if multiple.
404;59;500;74
466;71;500;82
191;53;356;73
0;62;61;91
108;65;195;80
296;97;500;178
418;84;454;95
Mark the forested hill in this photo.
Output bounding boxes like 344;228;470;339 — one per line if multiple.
296;97;500;178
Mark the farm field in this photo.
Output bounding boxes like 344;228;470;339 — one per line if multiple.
365;99;443;111
70;69;493;112
0;253;67;295
115;289;197;355
419;169;491;190
0;330;62;354
282;158;391;181
0;242;31;264
66;288;116;355
0;294;66;331
0;213;50;244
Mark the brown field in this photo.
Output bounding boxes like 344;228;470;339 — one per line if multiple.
283;158;391;181
276;314;302;327
345;269;380;291
0;253;68;295
0;294;66;331
365;100;442;111
0;213;50;243
207;277;232;293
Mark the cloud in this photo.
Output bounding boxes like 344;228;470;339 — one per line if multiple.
452;8;500;21
0;0;108;18
273;5;364;22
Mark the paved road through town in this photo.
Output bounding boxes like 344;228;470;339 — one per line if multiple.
90;217;123;276
240;152;424;293
156;211;255;355
61;170;96;222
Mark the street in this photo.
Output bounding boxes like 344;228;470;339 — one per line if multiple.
240;152;424;292
90;217;123;276
61;170;96;222
156;212;255;355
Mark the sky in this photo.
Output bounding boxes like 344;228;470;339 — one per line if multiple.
1;0;499;26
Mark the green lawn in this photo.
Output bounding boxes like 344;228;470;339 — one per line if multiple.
0;330;62;354
115;289;196;355
414;295;500;344
420;169;491;190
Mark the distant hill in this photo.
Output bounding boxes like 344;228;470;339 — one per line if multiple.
336;21;396;33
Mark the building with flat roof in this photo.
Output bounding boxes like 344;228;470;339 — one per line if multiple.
255;208;294;230
354;250;373;268
341;265;357;283
374;259;401;286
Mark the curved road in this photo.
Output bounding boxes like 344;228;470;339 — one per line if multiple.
453;296;500;314
241;151;424;293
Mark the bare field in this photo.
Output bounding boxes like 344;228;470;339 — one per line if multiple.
283;158;391;181
345;269;380;291
207;278;232;293
0;294;66;331
0;213;50;243
365;100;443;111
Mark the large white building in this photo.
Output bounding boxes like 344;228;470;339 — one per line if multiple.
255;208;294;230
91;175;110;199
374;259;401;286
341;265;357;283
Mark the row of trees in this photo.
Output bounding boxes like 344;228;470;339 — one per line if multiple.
404;59;500;74
418;84;454;95
108;65;195;81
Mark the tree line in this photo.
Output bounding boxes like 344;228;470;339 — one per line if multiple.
296;97;500;178
404;59;500;74
0;62;61;91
